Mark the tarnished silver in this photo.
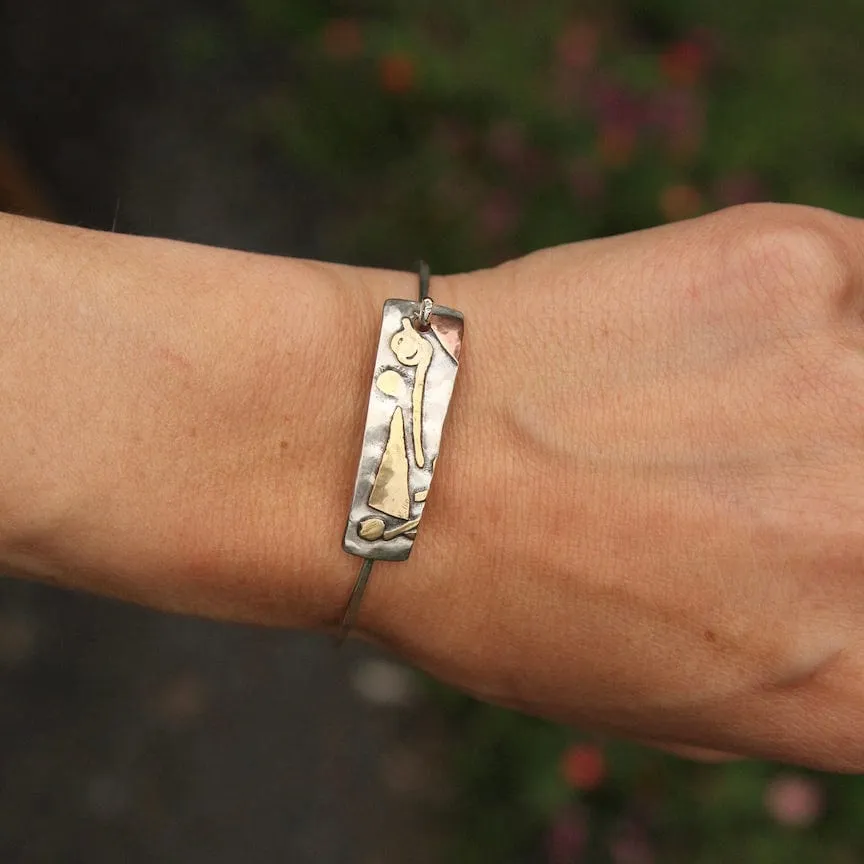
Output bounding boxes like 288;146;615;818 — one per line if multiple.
414;297;434;330
339;557;374;638
338;264;463;641
342;298;463;561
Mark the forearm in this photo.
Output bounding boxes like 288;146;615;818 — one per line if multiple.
0;213;447;629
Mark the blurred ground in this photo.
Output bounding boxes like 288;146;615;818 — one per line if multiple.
0;2;445;862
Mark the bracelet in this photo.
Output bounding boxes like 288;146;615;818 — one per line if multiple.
338;262;464;641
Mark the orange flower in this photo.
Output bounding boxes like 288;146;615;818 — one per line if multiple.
660;183;703;221
597;124;637;168
321;17;363;61
561;743;606;791
380;53;416;94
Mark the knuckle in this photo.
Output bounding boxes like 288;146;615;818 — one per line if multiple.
715;203;852;312
760;625;864;770
796;650;864;771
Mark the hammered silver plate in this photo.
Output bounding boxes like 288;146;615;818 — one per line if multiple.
343;298;463;561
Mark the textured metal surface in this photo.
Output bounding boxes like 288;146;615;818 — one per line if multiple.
343;299;463;562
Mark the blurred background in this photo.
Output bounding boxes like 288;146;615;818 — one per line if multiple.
2;1;864;862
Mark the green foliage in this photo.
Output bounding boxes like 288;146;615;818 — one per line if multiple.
171;0;864;274
427;675;864;862
171;2;864;859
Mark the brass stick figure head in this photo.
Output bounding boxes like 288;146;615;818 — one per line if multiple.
390;318;433;367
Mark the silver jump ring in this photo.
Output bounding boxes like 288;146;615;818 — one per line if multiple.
415;297;434;331
413;260;433;330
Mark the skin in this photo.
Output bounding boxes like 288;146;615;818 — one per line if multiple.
4;203;864;771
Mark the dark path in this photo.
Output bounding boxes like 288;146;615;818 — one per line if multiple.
0;582;406;864
0;3;446;861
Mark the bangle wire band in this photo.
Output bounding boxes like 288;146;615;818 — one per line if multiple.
337;261;431;643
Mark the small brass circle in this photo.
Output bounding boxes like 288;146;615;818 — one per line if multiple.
358;518;386;541
375;369;405;398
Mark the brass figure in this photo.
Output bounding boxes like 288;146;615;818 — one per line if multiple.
389;318;433;468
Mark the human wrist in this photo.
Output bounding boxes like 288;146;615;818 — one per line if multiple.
352;264;512;650
315;261;476;637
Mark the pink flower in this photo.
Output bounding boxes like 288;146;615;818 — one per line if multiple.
764;774;825;827
547;807;587;864
592;79;645;129
478;189;520;241
649;88;704;158
610;820;655;864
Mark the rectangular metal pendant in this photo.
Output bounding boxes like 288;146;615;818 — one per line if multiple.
343;299;463;562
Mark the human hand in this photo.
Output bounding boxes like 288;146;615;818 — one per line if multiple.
366;203;864;771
